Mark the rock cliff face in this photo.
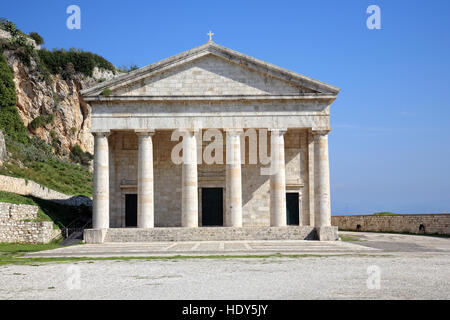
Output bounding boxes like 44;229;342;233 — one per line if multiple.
1;50;115;155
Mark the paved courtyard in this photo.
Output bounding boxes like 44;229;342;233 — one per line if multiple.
0;232;449;299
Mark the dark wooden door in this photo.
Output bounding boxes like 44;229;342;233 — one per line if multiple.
125;194;137;227
202;188;223;226
286;193;299;225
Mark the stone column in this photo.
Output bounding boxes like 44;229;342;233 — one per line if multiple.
225;129;243;227
92;132;110;229
269;129;287;227
313;130;331;227
181;129;198;227
308;131;315;226
137;130;155;228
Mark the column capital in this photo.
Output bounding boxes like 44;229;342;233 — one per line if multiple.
269;128;287;135
135;129;155;137
311;129;331;136
92;131;110;138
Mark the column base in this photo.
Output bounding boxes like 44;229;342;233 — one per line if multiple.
84;228;108;244
316;226;338;241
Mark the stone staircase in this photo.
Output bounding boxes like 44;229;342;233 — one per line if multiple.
102;226;318;242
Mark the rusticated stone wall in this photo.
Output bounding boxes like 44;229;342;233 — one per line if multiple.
0;202;59;243
332;214;450;235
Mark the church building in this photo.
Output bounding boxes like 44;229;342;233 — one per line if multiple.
81;37;340;243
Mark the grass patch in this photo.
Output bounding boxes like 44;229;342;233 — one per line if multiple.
0;240;63;255
0;191;91;229
0;137;93;197
339;235;363;242
0;251;390;266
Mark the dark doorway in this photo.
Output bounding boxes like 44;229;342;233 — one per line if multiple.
125;194;137;227
202;188;223;226
286;193;299;225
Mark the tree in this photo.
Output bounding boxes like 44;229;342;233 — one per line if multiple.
0;53;29;144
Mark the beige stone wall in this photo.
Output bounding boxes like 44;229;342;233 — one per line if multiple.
332;214;450;235
109;128;309;227
0;202;58;243
0;202;38;221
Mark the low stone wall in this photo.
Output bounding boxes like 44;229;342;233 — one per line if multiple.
0;202;37;221
0;220;55;243
332;214;450;235
0;202;59;243
0;174;92;206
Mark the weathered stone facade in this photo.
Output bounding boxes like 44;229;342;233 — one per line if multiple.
0;202;57;243
332;214;450;235
81;41;340;242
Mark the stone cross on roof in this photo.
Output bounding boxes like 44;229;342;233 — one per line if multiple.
207;30;214;42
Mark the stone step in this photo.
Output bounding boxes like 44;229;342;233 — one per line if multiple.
102;226;318;242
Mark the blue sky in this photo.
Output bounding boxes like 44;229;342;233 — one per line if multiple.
1;0;449;214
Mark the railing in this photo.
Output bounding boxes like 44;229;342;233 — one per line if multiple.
62;218;92;239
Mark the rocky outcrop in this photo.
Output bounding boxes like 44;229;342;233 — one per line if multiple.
1;50;116;155
0;29;40;50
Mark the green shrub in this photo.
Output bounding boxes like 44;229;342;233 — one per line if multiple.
61;62;75;80
49;130;61;155
1;136;93;196
101;88;112;96
28;32;44;45
29;114;55;130
70;144;93;166
5;135;51;162
118;63;139;73
373;212;398;215
38;48;115;77
0;53;29;145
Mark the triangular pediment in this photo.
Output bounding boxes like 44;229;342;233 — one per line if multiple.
81;42;339;99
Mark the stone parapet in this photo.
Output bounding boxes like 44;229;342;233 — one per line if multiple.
332;214;450;235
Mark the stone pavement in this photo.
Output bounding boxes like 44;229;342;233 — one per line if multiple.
24;231;450;258
25;239;376;258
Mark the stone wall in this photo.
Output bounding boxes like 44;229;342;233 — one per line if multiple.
0;202;37;221
0;175;92;206
0;202;58;243
332;214;450;235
